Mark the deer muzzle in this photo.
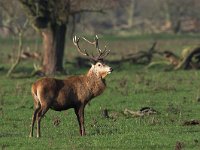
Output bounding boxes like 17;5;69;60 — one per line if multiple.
108;67;113;74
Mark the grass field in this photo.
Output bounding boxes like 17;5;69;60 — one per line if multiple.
0;34;200;149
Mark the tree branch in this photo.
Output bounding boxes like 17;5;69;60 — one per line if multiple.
6;19;29;77
71;8;106;15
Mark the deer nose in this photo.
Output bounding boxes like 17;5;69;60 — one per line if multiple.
110;67;113;72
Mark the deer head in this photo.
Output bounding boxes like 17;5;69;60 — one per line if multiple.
73;35;113;78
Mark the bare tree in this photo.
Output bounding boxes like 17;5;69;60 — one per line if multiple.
18;0;116;75
0;0;34;76
6;19;29;77
0;0;28;37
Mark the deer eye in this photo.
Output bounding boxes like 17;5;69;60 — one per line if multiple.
98;64;101;67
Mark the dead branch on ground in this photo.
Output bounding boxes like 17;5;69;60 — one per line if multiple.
147;46;200;70
121;42;160;64
175;47;200;70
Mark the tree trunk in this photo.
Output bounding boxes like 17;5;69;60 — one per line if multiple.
42;23;66;75
127;0;135;28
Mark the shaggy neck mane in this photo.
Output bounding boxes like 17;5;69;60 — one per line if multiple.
86;68;106;97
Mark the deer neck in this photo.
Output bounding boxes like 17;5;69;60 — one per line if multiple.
86;69;106;97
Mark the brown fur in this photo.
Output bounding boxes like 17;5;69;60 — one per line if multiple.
29;62;112;137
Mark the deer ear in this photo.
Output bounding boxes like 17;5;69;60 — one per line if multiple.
91;63;94;67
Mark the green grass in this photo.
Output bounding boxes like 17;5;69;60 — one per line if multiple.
1;35;200;149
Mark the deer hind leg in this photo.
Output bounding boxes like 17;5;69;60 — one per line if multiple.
75;105;85;136
29;96;41;137
36;102;50;138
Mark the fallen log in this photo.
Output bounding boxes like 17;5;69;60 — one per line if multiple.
175;47;200;70
122;42;158;64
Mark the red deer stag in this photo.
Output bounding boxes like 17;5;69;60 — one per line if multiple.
29;35;113;137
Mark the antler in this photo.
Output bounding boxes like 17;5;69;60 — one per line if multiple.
73;36;89;56
73;35;110;62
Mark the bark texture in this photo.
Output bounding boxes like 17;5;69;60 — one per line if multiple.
42;24;66;75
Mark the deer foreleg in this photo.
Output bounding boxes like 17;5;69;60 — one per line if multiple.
75;105;85;136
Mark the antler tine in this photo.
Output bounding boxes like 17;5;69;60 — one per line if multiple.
98;45;110;59
81;37;96;45
73;36;89;56
95;35;101;53
82;35;102;54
